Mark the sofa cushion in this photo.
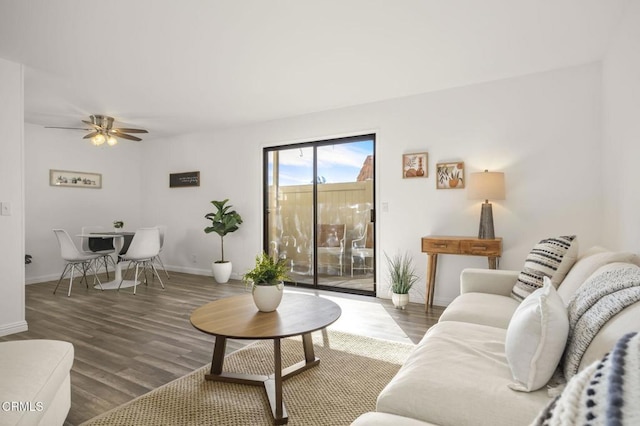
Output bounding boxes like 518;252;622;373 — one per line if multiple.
351;412;437;426
557;250;640;305
439;292;520;328
376;321;551;426
505;277;569;392
511;235;577;301
0;340;74;426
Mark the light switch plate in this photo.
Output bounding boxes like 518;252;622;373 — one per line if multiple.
1;202;11;216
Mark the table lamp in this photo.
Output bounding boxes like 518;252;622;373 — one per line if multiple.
467;170;505;239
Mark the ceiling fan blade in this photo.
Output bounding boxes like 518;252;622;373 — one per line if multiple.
113;128;148;134
114;133;142;142
82;120;101;130
45;126;91;130
83;132;99;139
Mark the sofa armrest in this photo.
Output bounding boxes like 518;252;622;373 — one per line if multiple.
460;268;519;296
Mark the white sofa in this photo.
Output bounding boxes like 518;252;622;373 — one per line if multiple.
353;246;640;425
0;340;74;426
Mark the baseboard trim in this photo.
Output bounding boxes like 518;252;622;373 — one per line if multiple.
26;274;59;285
0;320;28;337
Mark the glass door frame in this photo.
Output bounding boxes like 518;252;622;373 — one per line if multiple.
262;133;376;296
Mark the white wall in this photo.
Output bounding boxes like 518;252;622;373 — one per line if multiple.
20;62;604;307
602;0;640;252
24;124;144;283
142;63;603;305
0;57;26;336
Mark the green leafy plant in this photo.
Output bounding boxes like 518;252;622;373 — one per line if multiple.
385;251;419;294
204;199;243;263
113;220;124;229
243;252;289;286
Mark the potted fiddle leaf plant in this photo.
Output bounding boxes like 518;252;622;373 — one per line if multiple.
243;252;289;312
385;251;419;309
204;199;243;283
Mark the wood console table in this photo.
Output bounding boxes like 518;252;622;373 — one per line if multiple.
421;236;502;311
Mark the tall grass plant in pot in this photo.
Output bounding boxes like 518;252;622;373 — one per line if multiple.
204;199;243;283
385;251;419;309
243;252;289;312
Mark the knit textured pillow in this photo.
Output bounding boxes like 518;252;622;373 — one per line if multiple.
511;235;577;302
532;331;640;426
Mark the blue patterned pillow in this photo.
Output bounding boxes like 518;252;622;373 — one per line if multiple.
511;236;577;301
533;332;640;425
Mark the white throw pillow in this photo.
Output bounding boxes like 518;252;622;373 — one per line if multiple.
511;235;577;301
506;277;569;392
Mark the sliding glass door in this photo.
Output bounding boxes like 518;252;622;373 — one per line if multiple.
264;134;375;295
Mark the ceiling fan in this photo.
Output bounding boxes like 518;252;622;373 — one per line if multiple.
46;115;149;146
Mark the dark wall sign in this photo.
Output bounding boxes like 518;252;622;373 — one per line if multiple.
170;171;200;188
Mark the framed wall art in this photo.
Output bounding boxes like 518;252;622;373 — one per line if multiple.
170;171;200;187
402;152;428;178
49;169;102;188
436;161;465;189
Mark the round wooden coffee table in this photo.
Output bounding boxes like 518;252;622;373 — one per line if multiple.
190;293;342;425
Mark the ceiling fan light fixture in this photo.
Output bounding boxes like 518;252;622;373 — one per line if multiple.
91;133;106;146
46;115;148;145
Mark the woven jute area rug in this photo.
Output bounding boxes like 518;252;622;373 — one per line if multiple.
81;330;415;426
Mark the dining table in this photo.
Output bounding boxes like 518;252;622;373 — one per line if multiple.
77;232;136;289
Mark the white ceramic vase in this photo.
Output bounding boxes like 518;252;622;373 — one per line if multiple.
391;292;410;310
212;261;232;283
252;282;284;312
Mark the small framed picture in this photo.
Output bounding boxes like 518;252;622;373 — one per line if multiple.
402;152;428;178
436;162;465;189
49;169;102;188
170;171;200;188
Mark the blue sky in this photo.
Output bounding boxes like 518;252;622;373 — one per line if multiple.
268;140;373;186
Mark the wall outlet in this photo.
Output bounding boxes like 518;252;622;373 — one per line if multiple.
191;254;197;263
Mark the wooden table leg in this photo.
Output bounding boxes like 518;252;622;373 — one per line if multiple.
209;336;226;376
271;338;285;423
430;254;438;307
426;253;438;311
488;257;498;269
301;332;315;364
204;333;323;425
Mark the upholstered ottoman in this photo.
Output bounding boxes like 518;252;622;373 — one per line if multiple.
0;340;74;426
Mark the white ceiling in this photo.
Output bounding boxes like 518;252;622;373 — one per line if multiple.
0;0;629;139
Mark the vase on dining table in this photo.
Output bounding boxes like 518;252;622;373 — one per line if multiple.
113;220;124;233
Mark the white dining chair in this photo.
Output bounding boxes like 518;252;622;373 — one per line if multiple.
317;224;346;276
53;229;104;296
152;225;170;279
81;225;116;279
351;222;374;276
118;227;165;295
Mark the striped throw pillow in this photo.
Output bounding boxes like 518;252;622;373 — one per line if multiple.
511;235;577;301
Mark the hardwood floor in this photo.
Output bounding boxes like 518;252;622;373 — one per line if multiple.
0;272;444;425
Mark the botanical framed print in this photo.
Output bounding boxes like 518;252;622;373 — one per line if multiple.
402;152;428;178
49;169;102;188
436;162;465;189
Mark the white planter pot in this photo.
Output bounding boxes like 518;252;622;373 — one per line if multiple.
392;292;410;310
212;261;232;283
252;282;284;312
